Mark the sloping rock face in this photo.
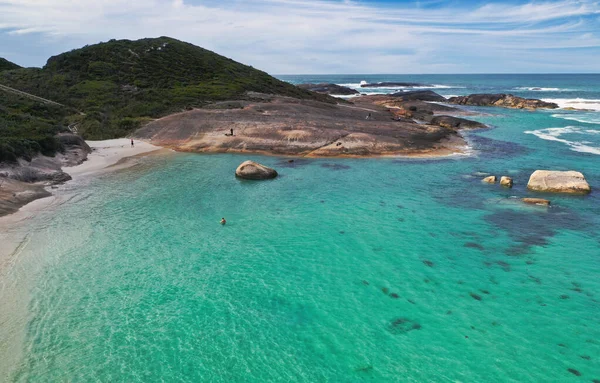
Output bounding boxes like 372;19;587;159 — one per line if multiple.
500;176;513;188
56;133;92;166
483;176;497;183
235;161;278;180
527;170;591;194
134;95;468;158
449;94;558;109
388;90;447;102
297;83;359;96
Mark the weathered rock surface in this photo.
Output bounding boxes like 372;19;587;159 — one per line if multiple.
235;160;278;180
522;198;551;206
430;116;487;130
134;94;469;158
449;94;558;110
361;82;429;88
527;170;591;194
500;176;513;188
297;83;359;96
388;90;447;102
0;178;52;217
483;176;497;183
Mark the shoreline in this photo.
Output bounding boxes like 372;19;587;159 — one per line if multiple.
0;139;163;261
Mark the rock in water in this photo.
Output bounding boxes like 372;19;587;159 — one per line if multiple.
500;176;513;188
449;94;558;110
522;198;551;206
483;176;497;184
235;160;278;180
527;170;591;194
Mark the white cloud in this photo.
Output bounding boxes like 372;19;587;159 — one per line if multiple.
0;0;599;73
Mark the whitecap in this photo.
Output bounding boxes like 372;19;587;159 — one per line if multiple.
543;98;600;111
515;87;566;92
551;112;600;125
524;126;600;155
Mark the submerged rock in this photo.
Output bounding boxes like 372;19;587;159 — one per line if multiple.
235;160;278;180
483;176;497;184
527;170;591;194
500;176;513;188
522;198;551;206
449;94;559;110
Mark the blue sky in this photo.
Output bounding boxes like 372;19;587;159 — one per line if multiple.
0;0;599;73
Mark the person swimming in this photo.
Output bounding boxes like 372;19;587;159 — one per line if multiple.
220;218;226;225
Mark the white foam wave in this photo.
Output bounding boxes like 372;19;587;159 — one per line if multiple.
543;98;600;111
551;112;600;125
525;126;600;155
515;87;566;92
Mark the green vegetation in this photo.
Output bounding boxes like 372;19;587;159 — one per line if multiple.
0;91;71;163
0;58;21;72
1;37;335;146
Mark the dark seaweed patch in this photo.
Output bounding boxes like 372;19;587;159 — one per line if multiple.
320;163;351;170
560;295;570;300
422;260;434;267
470;292;482;301
388;317;422;335
580;355;591;360
389;293;399;299
381;287;389;294
497;261;511;272
485;208;592;255
464;242;485;251
567;368;581;377
276;158;312;168
467;134;532;159
362;280;369;286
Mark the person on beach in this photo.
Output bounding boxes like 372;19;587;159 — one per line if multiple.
220;218;226;225
230;128;234;136
131;139;134;148
366;113;371;120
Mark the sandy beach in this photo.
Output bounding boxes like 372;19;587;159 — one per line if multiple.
0;139;162;261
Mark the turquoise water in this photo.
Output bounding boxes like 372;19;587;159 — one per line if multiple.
1;75;600;382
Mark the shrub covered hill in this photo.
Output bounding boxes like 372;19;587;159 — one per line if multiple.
0;36;334;162
0;57;21;72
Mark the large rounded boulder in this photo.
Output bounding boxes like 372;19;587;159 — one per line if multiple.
527;170;591;194
235;160;278;180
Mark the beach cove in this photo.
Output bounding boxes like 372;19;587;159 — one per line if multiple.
0;74;599;381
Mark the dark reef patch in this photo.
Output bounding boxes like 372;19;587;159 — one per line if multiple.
485;208;591;255
422;260;434;267
497;261;511;272
470;292;483;301
275;158;313;168
320;163;351;171
466;134;532;159
389;293;399;299
567;368;581;377
464;242;485;251
388;317;422;335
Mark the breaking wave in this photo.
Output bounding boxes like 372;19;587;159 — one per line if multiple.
525;126;600;155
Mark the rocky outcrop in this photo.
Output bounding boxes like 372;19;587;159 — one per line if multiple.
483;176;497;183
361;82;429;88
449;94;558;110
56;133;92;166
388;90;447;102
500;176;513;188
430;116;487;130
235;161;278;180
527;170;591;194
522;198;551;206
0;178;51;217
297;83;359;96
135;95;469;158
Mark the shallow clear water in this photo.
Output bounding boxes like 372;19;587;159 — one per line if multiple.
1;75;600;382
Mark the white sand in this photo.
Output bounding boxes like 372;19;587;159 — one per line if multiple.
68;138;161;178
0;139;163;258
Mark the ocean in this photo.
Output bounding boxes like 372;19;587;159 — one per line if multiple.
1;74;599;382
